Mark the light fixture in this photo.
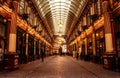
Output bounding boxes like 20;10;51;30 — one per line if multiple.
59;33;62;36
59;23;63;28
58;40;62;44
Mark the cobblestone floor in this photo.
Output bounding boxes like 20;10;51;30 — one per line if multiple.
0;56;120;78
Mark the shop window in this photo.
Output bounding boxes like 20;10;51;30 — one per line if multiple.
116;38;120;57
87;11;91;26
114;17;120;57
0;39;4;62
36;41;39;59
0;16;7;65
28;35;34;61
19;0;25;14
89;0;102;22
90;3;95;15
80;42;85;59
87;35;93;60
16;27;26;64
97;0;102;15
95;27;105;64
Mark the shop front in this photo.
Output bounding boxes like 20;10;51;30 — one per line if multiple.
80;41;85;60
36;40;40;59
95;27;105;64
16;27;26;64
114;17;120;71
87;35;93;61
28;35;34;62
0;16;7;70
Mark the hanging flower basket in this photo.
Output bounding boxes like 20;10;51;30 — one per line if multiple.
22;13;29;20
81;25;88;31
89;14;98;21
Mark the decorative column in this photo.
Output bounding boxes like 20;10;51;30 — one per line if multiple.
92;33;96;56
34;38;36;60
44;42;46;57
76;39;79;53
103;1;113;53
102;0;115;70
79;37;82;59
25;33;29;63
92;33;96;62
4;0;20;69
85;38;87;55
38;40;40;59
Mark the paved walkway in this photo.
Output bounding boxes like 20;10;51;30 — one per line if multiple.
0;56;120;78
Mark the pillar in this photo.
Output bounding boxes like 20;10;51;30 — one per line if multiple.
38;40;40;59
102;0;115;70
34;38;36;60
84;37;91;61
78;37;82;58
103;1;113;53
25;33;28;63
92;33;96;56
92;33;97;62
4;0;19;69
85;38;87;55
8;1;18;53
44;43;46;56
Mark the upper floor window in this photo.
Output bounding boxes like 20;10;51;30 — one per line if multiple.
97;0;102;15
19;0;25;14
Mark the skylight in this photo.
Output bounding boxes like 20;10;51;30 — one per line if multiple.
49;0;71;35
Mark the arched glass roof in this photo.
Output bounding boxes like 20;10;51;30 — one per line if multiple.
34;0;87;36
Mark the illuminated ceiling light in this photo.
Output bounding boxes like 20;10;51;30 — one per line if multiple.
59;40;61;41
59;23;63;28
59;33;62;36
96;33;99;37
59;41;62;44
58;40;62;44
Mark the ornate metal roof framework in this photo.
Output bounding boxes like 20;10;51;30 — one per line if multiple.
33;0;87;43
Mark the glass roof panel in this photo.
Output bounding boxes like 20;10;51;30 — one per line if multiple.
34;0;87;36
49;0;71;35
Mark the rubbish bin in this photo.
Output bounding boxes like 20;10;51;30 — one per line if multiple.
103;53;115;70
4;53;19;70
